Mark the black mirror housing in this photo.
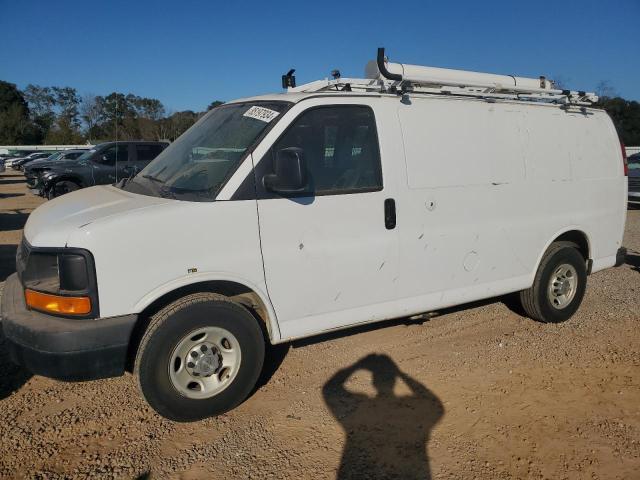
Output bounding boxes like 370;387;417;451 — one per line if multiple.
263;147;307;194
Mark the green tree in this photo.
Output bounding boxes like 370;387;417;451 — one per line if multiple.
80;94;103;142
0;80;33;144
95;92;138;140
596;96;640;146
23;84;56;142
45;86;83;143
207;100;224;110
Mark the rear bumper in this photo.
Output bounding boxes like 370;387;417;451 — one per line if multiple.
615;247;627;267
1;273;137;381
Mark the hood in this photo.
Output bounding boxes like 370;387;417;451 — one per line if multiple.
25;158;57;169
44;159;84;171
24;160;55;173
24;185;172;247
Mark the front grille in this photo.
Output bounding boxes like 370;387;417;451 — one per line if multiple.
629;177;640;192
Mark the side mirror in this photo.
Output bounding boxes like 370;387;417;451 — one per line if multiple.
263;147;307;194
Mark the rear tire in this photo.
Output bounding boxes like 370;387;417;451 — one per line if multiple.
519;242;587;323
135;292;265;422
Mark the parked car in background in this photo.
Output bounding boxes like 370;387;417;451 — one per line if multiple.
0;158;5;173
4;151;39;169
24;149;88;189
12;152;55;170
628;152;640;203
38;141;168;198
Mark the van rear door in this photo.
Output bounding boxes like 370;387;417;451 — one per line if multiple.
254;102;400;339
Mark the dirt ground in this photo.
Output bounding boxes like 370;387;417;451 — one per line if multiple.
1;169;639;480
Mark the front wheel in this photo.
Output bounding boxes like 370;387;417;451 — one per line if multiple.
519;242;587;323
135;293;265;421
48;180;79;199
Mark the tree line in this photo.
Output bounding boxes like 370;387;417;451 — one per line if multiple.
1;78;639;146
0;79;223;145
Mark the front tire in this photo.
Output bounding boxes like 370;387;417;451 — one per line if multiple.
519;242;587;323
135;293;265;421
48;180;79;199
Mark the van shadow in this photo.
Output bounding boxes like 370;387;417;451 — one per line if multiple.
626;253;640;274
0;179;26;185
323;354;443;480
0;245;18;282
0;193;24;199
0;211;30;231
0;324;32;400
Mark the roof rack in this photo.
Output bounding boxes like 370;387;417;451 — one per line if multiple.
287;47;598;106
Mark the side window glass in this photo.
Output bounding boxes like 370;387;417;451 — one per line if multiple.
136;145;164;162
271;106;382;195
100;145;128;165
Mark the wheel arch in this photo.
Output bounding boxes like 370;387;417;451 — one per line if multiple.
125;277;280;371
533;228;591;278
46;174;85;189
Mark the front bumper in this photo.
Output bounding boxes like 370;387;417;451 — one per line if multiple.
1;273;137;381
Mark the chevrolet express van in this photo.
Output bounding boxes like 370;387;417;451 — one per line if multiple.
1;49;627;421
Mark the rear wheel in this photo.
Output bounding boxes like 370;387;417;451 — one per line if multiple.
519;242;587;323
135;292;265;421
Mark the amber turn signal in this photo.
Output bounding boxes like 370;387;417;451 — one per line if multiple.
25;289;91;315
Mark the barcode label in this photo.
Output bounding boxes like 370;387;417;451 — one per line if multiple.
243;106;280;123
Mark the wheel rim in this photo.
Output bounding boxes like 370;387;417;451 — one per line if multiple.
547;263;578;309
168;326;241;399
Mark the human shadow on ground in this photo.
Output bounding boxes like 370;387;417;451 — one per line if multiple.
323;354;443;480
0;179;26;185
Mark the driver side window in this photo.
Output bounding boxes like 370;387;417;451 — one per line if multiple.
272;105;383;195
99;144;129;166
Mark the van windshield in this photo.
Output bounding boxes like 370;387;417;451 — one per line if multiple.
123;102;289;201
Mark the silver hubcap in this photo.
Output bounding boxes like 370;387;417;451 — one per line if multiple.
547;263;578;309
168;326;241;399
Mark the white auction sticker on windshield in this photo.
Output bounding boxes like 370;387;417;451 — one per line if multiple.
243;106;279;123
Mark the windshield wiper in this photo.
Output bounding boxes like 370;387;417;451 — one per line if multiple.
142;174;165;184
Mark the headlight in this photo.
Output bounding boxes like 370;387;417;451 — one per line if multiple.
20;246;98;317
22;252;89;292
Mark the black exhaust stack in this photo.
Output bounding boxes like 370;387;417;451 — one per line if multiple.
377;47;403;82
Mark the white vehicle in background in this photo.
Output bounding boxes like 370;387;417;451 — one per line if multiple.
4;153;33;169
1;48;627;421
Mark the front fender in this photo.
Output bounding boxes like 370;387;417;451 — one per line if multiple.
132;272;282;343
42;173;84;190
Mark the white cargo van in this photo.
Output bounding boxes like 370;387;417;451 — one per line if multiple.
2;49;627;421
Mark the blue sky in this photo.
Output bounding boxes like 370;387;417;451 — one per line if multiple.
1;0;638;112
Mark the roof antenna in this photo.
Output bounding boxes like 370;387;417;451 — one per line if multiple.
282;69;296;89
